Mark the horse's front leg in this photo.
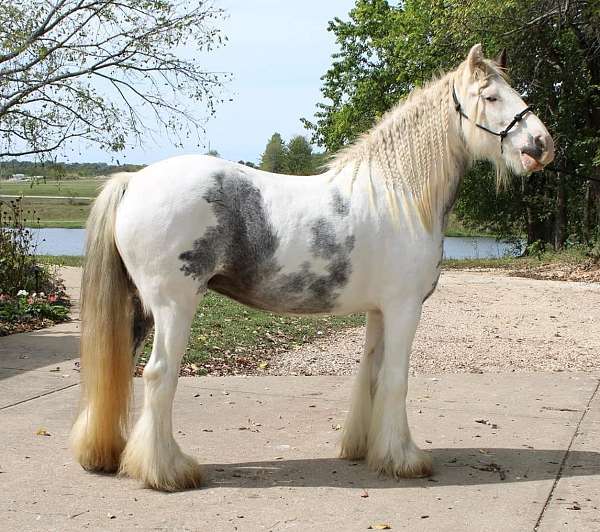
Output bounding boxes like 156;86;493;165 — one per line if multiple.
366;298;432;478
340;310;384;460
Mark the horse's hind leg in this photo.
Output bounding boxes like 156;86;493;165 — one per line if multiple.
340;310;383;460
366;299;432;478
119;287;203;491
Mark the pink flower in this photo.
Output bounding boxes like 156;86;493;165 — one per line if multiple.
27;297;34;305
48;294;57;303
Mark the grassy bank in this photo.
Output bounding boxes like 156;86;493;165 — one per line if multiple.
442;246;594;270
0;178;104;198
0;179;100;228
14;197;90;228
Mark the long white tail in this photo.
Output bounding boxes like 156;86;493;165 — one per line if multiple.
71;173;135;472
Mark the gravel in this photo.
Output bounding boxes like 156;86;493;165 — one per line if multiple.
267;271;600;376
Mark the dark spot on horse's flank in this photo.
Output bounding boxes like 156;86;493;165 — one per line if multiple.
179;171;355;313
331;189;350;217
179;171;280;288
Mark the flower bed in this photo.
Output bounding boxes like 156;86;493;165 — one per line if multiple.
0;289;70;336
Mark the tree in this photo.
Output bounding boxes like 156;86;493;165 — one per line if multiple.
303;0;600;249
0;0;227;159
205;149;221;158
286;135;314;175
259;132;288;173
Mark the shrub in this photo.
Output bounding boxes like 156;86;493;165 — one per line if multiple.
0;198;54;295
0;198;70;333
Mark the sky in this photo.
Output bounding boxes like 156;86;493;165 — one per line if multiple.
82;0;356;165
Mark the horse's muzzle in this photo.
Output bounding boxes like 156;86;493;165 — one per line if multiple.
521;134;554;172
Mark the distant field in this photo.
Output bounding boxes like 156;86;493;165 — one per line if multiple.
2;197;91;228
0;178;105;198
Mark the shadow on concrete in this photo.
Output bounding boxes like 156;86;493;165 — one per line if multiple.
202;448;600;489
0;325;80;379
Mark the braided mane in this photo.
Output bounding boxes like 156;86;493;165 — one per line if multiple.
329;61;505;232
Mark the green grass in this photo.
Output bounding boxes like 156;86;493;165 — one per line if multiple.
442;246;592;270
0;178;105;198
12;197;91;228
167;293;365;373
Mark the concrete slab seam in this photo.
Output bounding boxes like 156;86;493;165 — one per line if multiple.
0;382;80;411
533;378;600;531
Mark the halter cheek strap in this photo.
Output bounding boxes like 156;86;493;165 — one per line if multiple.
452;85;532;153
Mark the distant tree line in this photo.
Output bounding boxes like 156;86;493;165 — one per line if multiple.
258;133;328;175
0;160;144;179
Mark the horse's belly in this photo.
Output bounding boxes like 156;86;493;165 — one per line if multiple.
207;272;347;315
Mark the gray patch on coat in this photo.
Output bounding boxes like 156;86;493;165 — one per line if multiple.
179;171;355;313
330;189;350;217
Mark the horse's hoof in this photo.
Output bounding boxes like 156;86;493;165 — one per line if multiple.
119;443;203;491
367;446;433;479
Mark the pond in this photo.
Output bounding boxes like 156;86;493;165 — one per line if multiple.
28;228;518;260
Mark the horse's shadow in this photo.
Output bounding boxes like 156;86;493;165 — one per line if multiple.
201;448;600;489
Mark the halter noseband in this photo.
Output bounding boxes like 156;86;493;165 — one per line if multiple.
452;84;532;153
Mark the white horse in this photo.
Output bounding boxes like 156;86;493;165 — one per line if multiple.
71;45;554;491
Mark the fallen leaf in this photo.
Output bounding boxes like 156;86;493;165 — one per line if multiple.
361;489;369;498
36;428;51;437
368;524;391;530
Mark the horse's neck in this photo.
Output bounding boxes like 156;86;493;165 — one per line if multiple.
341;95;469;234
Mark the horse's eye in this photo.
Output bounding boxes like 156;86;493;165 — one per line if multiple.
485;96;498;102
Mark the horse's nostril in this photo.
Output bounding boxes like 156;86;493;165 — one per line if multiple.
534;135;546;152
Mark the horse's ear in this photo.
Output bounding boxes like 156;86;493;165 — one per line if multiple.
496;48;508;70
467;43;484;74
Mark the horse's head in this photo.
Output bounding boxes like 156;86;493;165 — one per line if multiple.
453;44;554;177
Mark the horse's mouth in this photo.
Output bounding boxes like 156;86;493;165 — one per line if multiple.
520;151;545;173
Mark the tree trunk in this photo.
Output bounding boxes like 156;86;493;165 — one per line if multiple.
582;181;591;243
554;171;567;250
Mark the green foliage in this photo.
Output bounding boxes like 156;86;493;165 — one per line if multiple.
286;135;315;175
259;133;326;175
304;0;600;248
525;240;546;260
260;133;289;173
